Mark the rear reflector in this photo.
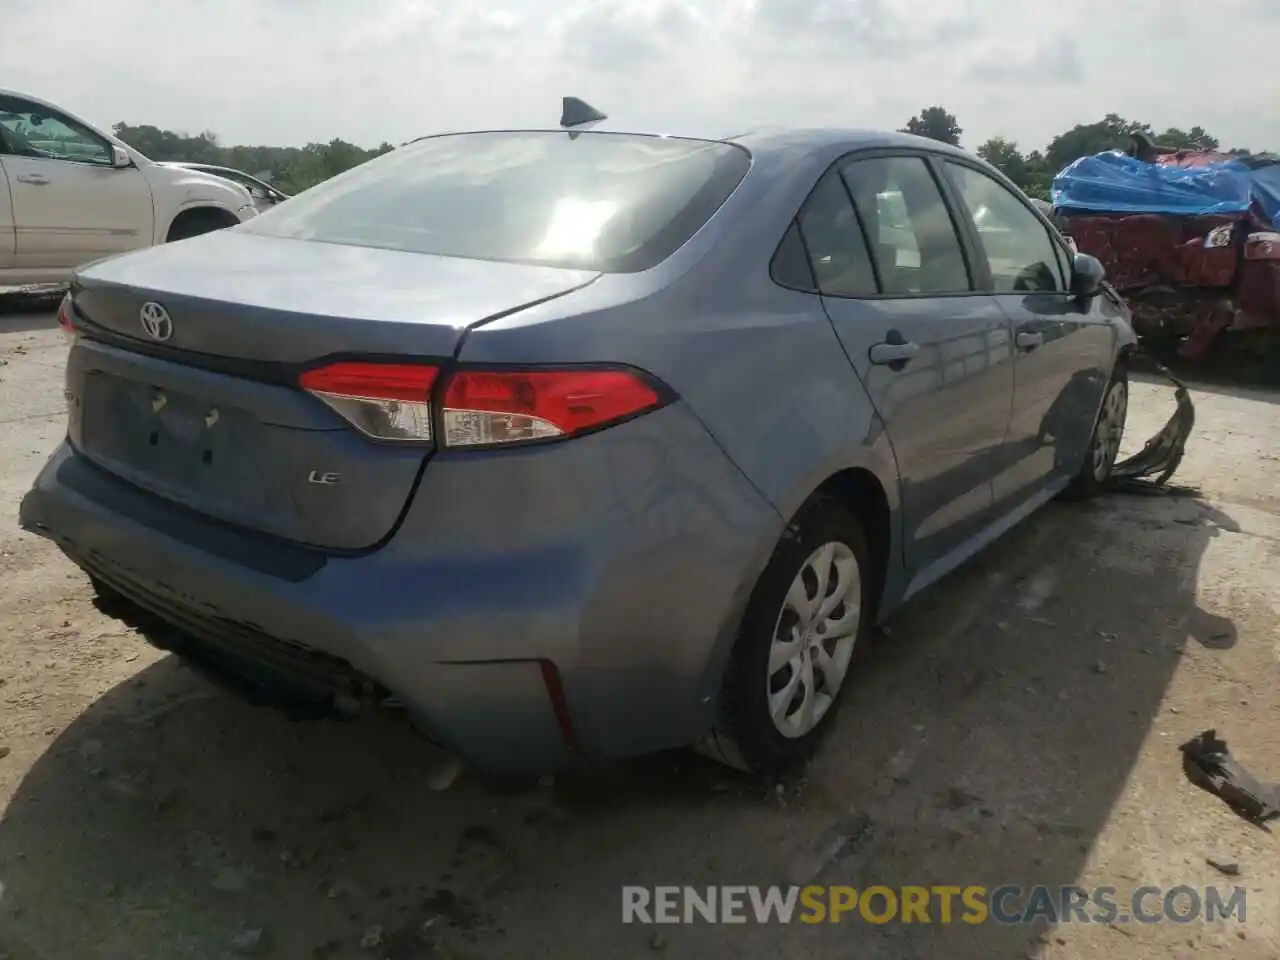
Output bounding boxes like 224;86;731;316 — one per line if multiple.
299;361;438;443
440;368;663;447
57;294;77;344
299;362;669;448
540;660;581;754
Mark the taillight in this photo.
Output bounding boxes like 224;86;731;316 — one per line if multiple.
440;367;664;447
57;294;77;344
299;361;438;442
298;361;670;448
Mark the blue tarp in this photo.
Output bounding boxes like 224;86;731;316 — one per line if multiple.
1052;151;1280;229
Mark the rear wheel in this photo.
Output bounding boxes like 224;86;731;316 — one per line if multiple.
1062;364;1128;500
701;498;873;775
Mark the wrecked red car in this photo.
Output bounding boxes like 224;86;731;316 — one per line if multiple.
1052;147;1280;378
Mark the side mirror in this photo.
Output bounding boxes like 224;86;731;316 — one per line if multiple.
1070;252;1105;299
110;145;132;169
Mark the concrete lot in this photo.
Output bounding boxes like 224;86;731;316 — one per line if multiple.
1;306;1278;959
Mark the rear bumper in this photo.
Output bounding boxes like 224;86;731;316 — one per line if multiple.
20;404;782;773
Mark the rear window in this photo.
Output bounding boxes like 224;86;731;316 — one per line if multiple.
243;131;751;273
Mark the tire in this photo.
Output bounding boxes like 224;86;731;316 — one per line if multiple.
166;209;235;242
700;497;874;776
1062;363;1129;500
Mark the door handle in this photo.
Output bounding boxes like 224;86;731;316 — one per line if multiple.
1016;331;1044;351
869;335;921;367
15;173;49;185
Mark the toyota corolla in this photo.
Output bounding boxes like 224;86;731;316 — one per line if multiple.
20;106;1137;777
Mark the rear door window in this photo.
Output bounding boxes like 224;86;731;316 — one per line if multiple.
794;169;878;297
840;156;972;295
770;221;818;292
243;131;750;273
943;162;1066;292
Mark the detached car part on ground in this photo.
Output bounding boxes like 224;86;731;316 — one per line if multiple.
1053;146;1280;379
19;100;1191;780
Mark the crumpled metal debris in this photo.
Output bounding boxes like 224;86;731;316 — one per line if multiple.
1180;729;1280;825
1106;351;1196;494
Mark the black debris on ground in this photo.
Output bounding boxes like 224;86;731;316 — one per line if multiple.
1179;729;1280;826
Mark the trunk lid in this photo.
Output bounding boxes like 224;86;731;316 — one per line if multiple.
67;232;598;551
73;230;598;362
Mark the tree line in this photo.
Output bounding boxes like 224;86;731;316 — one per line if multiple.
900;106;1252;200
112;110;1257;200
111;123;396;196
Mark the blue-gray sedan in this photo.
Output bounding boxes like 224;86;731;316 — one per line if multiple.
20;120;1135;776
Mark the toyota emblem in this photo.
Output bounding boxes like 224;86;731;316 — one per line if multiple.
140;302;173;342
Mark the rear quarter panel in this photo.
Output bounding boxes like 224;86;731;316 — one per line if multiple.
458;145;905;643
459;143;902;526
458;270;904;747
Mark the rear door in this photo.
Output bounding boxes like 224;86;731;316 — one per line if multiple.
801;152;1015;573
0;94;153;269
939;160;1114;509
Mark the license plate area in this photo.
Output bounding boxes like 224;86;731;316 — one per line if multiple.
81;371;274;515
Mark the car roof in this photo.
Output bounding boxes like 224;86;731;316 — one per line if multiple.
404;124;973;167
0;88;69;111
727;126;970;157
0;94;971;169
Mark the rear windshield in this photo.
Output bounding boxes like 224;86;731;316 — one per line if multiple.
243;131;751;272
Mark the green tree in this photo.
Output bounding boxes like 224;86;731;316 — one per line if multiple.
900;107;963;147
976;137;1029;187
110;122;390;193
1154;126;1220;151
1043;114;1152;173
1041;116;1229;177
1021;151;1054;201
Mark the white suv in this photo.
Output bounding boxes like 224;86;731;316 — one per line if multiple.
0;89;258;287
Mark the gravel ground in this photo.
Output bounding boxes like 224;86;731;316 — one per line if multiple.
1;306;1278;959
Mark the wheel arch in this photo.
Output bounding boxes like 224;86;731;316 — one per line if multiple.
808;467;893;622
164;204;239;241
695;466;898;772
694;455;903;725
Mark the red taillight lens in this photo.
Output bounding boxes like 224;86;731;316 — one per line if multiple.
299;361;670;448
57;294;77;344
299;361;438;442
440;368;664;447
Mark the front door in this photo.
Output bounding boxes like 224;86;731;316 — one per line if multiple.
0;94;153;270
939;160;1114;509
0;154;14;270
797;153;1015;574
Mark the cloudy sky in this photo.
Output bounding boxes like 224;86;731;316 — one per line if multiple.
4;0;1277;154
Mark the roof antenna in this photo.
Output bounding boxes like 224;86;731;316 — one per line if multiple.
560;97;606;139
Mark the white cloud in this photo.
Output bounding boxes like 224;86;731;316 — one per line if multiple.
2;0;1277;156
